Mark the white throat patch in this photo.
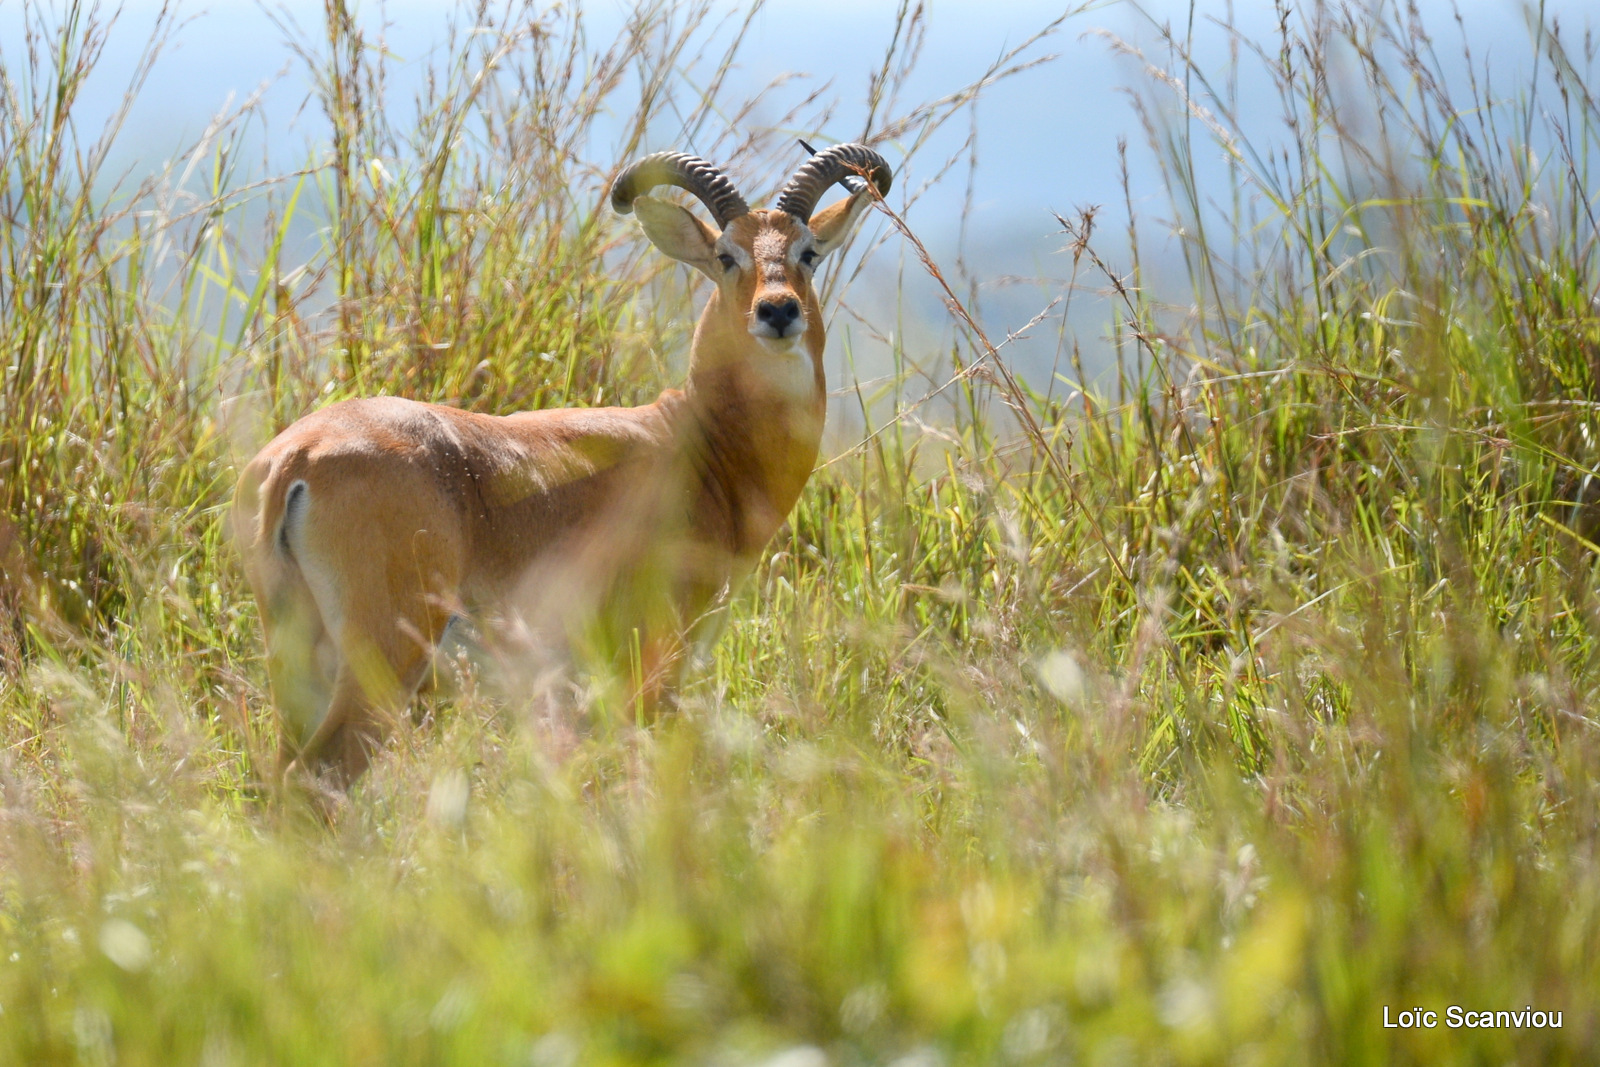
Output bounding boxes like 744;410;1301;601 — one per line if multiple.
753;347;819;404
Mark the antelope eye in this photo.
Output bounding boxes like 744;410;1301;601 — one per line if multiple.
799;249;818;268
718;253;737;271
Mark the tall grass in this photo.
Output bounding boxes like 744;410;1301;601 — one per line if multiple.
2;0;1599;1062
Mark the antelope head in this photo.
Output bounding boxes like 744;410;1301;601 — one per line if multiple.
610;144;893;401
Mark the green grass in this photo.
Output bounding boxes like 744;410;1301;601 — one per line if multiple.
3;0;1600;1063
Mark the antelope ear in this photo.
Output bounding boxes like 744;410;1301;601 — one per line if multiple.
633;195;721;278
808;186;876;259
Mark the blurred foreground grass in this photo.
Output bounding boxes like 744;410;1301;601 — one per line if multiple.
2;1;1600;1063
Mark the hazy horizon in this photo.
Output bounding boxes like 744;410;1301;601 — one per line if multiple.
5;0;1591;426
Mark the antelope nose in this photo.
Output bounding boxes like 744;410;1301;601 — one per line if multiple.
756;297;801;333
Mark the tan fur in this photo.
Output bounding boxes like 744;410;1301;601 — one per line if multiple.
235;196;873;788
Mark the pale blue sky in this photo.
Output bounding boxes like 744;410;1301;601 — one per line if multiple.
5;0;1590;409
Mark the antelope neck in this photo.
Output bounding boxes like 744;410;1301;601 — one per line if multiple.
671;353;824;554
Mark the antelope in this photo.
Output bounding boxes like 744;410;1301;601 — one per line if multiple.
233;143;892;788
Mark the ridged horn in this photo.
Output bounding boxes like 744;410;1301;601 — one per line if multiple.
610;152;749;229
774;142;892;224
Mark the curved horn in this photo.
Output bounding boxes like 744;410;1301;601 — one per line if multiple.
774;143;892;224
610;152;749;229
